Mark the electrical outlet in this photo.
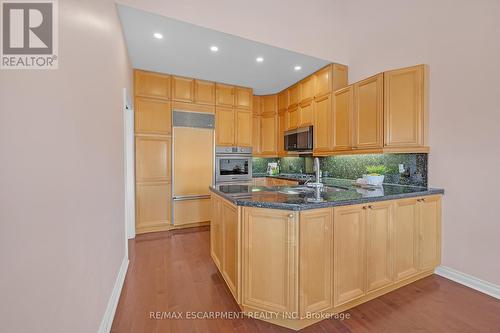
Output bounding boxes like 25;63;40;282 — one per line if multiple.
399;164;405;173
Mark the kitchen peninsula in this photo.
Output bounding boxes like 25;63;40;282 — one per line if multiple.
210;179;443;330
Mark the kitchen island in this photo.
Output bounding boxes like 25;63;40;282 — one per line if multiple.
209;179;443;330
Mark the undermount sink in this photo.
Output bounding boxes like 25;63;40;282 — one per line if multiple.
278;185;347;195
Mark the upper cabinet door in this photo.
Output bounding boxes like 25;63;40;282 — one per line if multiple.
252;95;262;115
216;107;235;146
288;84;300;108
300;76;315;103
313;94;332;152
277;90;288;113
418;195;441;271
260;113;277;155
252;115;261;154
194;80;215;105
299;100;313;127
135;136;171;183
353;73;384;149
384;65;427;147
135;98;171;135
172;76;194;102
235;109;252;147
135;70;171;100
278;112;286;155
286;105;299;131
314;65;332;98
235;87;253;110
333;86;353;151
216;83;235;107
261;95;277;114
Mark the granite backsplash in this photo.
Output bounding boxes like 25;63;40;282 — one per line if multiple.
253;153;428;187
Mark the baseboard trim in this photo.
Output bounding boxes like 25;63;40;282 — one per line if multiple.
435;265;500;300
98;256;129;333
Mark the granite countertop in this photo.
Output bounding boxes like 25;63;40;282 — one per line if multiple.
210;177;444;211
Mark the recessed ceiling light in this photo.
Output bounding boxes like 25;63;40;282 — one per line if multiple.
153;33;163;39
294;65;302;71
210;45;219;52
256;57;264;63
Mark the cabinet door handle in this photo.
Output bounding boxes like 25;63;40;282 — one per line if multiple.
288;214;294;218
362;206;367;210
368;205;373;209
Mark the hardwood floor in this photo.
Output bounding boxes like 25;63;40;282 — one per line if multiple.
111;227;500;333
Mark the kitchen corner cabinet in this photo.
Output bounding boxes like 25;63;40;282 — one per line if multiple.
384;65;428;148
172;76;194;102
260;112;278;156
216;83;235;107
332;86;353;151
134;70;171;100
313;93;332;152
353;73;384;149
242;207;298;314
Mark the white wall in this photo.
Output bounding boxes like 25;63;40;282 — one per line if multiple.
0;0;132;332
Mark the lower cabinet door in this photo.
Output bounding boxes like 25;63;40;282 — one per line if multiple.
418;196;441;271
299;208;333;316
333;205;366;306
222;201;239;300
394;198;419;281
210;196;223;269
135;182;171;234
242;207;298;314
366;201;394;292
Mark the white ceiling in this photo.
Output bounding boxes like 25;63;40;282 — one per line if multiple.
117;5;331;95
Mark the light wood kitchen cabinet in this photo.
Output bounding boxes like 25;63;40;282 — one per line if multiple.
135;98;171;135
288;84;300;108
260;113;277;155
252;95;262;115
252;115;261;155
353;73;384;149
393;198;420;281
300;76;315;103
278;90;288;112
194;79;215;105
242;207;298;314
333;86;353;151
366;201;394;292
211;195;223;270
261;94;278;114
418;195;441;271
384;65;427;148
216;107;235;146
299;208;333;315
136;182;171;233
216;83;235;107
299;100;313;127
135;136;171;183
313;94;332;152
235;109;252;147
286;105;299;130
222;200;240;300
278;112;286;156
314;66;332;98
235;87;252;109
333;204;366;306
172;76;194;102
134;70;171;100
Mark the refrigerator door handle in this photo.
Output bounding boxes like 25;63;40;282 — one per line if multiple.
173;195;211;201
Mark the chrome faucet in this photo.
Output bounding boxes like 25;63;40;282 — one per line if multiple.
307;158;324;189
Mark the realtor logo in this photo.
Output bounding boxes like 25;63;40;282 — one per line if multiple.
1;0;58;69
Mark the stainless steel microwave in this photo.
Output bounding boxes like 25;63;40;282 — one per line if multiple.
284;126;313;152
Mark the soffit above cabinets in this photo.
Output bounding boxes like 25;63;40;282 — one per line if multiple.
117;5;331;95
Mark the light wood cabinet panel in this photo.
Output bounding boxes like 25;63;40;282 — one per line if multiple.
136;182;170;232
394;198;420;281
299;100;313;127
384;65;427;147
353;73;383;149
260;113;277;155
333;86;353;151
134;70;171;100
278;90;288;112
216;83;235;107
418;195;441;271
300;76;315;103
252;115;261;155
211;196;223;269
135;98;171;135
261;95;277;114
278;112;286;155
194;80;215;105
314;65;332;98
288;84;300;108
334;205;366;306
172;76;194;102
242;207;298;314
299;208;333;316
135;136;170;183
313;94;332;152
235;109;252;147
173;198;211;226
366;202;394;292
235;87;252;110
216;107;235;146
332;63;349;91
252;95;262;115
286;105;299;130
222;201;240;300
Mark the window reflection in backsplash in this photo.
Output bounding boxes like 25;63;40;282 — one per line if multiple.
252;154;428;187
